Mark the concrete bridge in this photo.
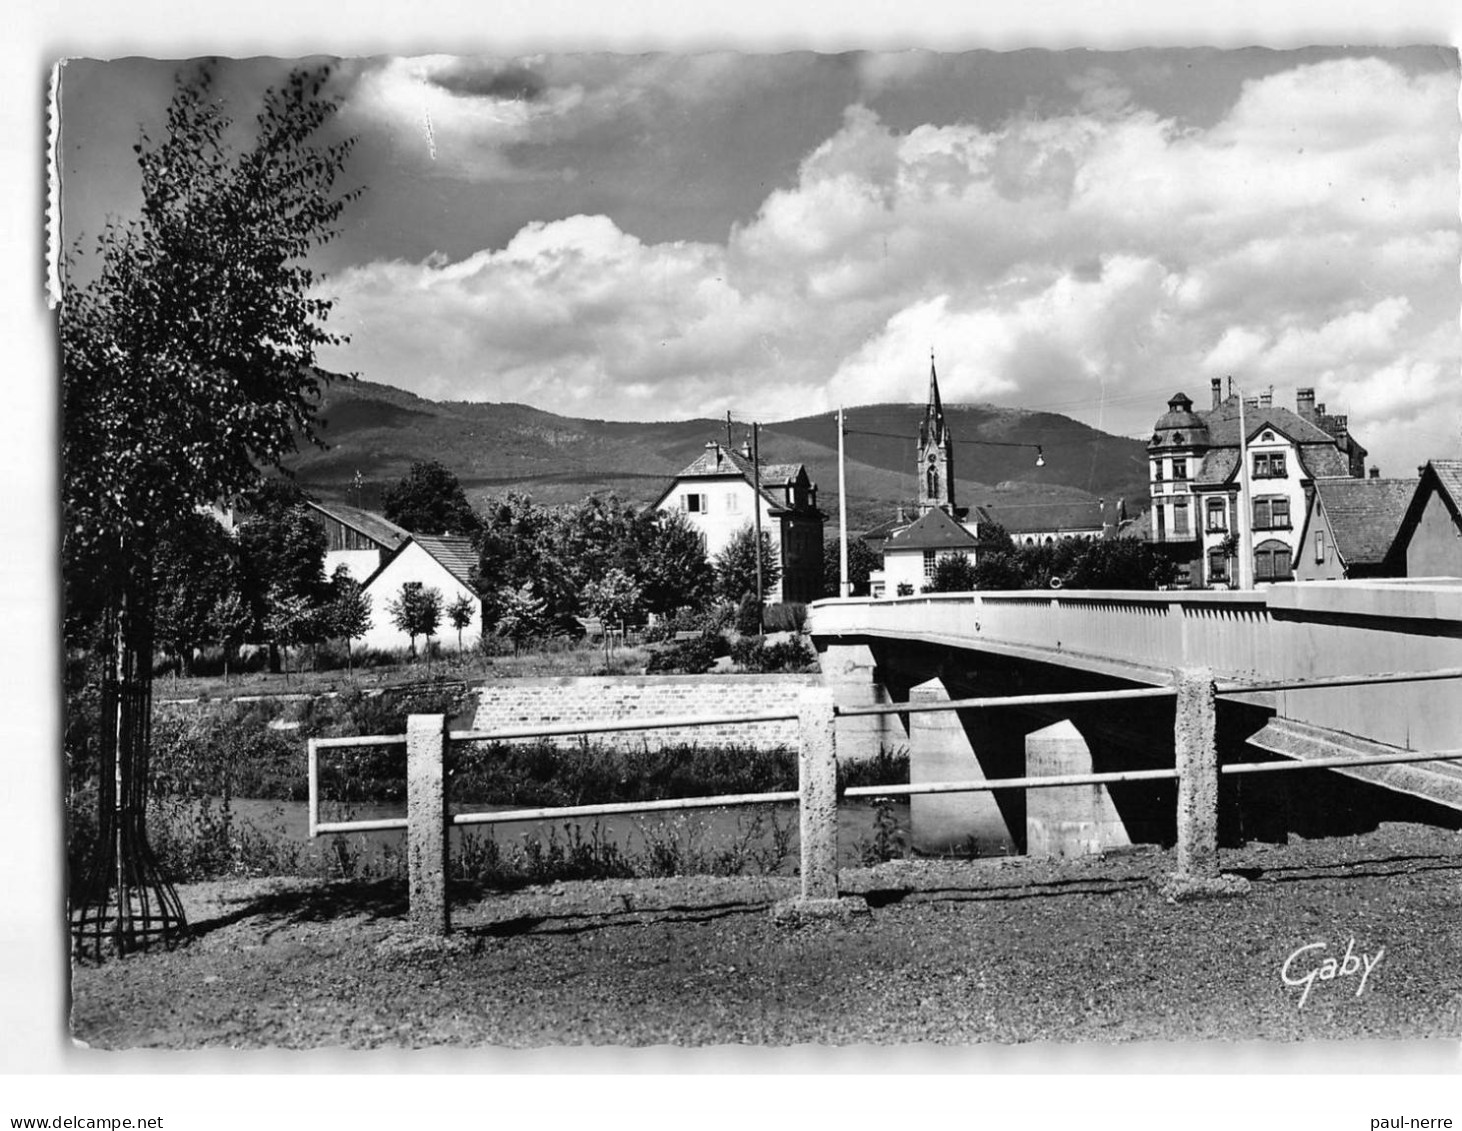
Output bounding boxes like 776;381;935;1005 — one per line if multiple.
808;579;1462;854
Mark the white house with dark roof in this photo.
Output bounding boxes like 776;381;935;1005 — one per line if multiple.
357;533;482;653
1149;379;1370;588
869;507;979;597
653;439;825;604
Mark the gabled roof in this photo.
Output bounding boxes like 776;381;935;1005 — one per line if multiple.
307;501;410;550
364;533;479;596
884;507;977;552
1388;459;1462;567
413;534;479;592
975;500;1107;536
1201;403;1336;447
657;442;813;511
1433;459;1462;504
1311;477;1418;567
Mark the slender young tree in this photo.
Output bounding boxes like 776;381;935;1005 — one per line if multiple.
385;581;443;659
446;592;476;655
61;62;360;956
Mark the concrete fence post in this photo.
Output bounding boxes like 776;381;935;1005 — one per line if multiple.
797;687;840;902
1173;668;1218;880
407;713;450;935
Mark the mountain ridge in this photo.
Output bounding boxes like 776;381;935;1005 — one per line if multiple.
285;376;1151;530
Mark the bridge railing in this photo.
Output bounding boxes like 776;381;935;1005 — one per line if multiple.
308;669;1462;933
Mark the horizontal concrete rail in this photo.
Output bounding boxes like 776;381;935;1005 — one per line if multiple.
452;791;799;825
449;706;799;744
304;662;1462;934
837;685;1178;719
843;766;1180;799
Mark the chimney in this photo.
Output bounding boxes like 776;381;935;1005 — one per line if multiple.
1316;403;1326;416
1418;465;1427;478
1211;377;1222;409
1258;387;1273;408
1369;467;1380;479
1297;388;1315;418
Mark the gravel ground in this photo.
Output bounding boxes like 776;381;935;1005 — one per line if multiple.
69;822;1462;1048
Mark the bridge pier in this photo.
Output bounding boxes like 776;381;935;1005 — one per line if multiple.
909;678;1018;856
1025;720;1131;858
817;641;905;762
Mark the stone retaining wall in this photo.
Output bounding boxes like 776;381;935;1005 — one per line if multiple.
469;674;825;750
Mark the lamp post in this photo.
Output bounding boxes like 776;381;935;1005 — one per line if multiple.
838;406;849;598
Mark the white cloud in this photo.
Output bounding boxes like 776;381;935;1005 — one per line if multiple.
318;53;1459;479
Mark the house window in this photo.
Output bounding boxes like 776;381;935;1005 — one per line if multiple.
1253;496;1291;530
923;550;937;578
1254;452;1287;479
725;493;739;513
681;493;708;513
1254;540;1292;581
1153;461;1164;482
1173;498;1190;536
1315;530;1325;563
1205;498;1227;532
1172;459;1188;481
1208;548;1228;582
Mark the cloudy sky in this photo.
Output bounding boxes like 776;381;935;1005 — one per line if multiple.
60;47;1459;476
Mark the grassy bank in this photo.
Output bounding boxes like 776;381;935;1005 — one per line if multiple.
68;822;1462;1048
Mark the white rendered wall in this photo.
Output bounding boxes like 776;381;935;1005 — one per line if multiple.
359;542;482;653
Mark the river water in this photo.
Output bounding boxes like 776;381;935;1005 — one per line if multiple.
228;796;912;873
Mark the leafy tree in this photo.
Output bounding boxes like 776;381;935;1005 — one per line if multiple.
583;568;643;661
496;582;549;655
263;585;312;684
208;589;253;683
714;524;781;604
446;592;476;654
236;484;332;670
634;508;714;614
151;510;246;676
59;61;360;947
926;554;979;593
326;566;372;674
382;459;480;535
975;520;1016;555
972;551;1024;591
385;581;443;659
475;493;572;631
822;536;882;598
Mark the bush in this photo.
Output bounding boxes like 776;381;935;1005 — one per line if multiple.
645;632;726;674
763;602;808;633
730;634;816;673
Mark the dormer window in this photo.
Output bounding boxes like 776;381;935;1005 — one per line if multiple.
1262;431;1276;442
1172;432;1184;444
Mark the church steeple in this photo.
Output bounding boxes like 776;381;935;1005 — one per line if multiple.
918;350;956;515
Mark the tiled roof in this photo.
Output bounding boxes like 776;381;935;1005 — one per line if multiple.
669;443;809;509
1297;446;1351;479
308;501;410;550
1432;460;1462;505
975;500;1107;536
412;534;479;593
1312;478;1418;567
1200;402;1336;447
1194;449;1239;486
885;507;978;551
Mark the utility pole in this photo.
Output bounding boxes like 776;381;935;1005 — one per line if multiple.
1236;381;1255;590
838;406;849;598
752;421;765;633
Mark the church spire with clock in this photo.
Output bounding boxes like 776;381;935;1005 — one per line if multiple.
918;351;959;516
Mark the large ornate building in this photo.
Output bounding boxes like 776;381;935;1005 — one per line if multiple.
1148;379;1370;588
